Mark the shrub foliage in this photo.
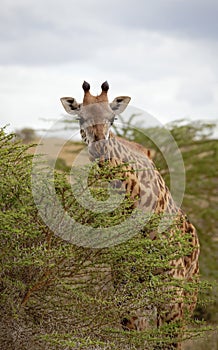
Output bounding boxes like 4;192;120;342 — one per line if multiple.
0;124;216;350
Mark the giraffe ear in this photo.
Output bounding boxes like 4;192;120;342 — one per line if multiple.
60;97;81;115
110;96;131;114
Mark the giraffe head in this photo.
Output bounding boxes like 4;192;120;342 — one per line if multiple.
60;81;131;145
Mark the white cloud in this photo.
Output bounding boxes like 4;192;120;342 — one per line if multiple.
0;0;217;133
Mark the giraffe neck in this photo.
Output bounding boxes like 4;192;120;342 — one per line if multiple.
88;138;178;216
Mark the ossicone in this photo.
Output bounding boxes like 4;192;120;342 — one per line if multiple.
101;81;109;92
82;81;90;92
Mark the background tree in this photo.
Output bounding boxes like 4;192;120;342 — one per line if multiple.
15;127;37;143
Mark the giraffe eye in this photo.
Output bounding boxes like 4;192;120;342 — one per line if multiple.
110;116;117;125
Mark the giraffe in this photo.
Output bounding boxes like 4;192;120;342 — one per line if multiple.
60;81;200;349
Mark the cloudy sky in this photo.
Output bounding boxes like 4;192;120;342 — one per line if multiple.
0;0;218;133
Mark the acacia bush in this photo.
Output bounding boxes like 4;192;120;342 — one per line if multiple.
0;126;214;350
